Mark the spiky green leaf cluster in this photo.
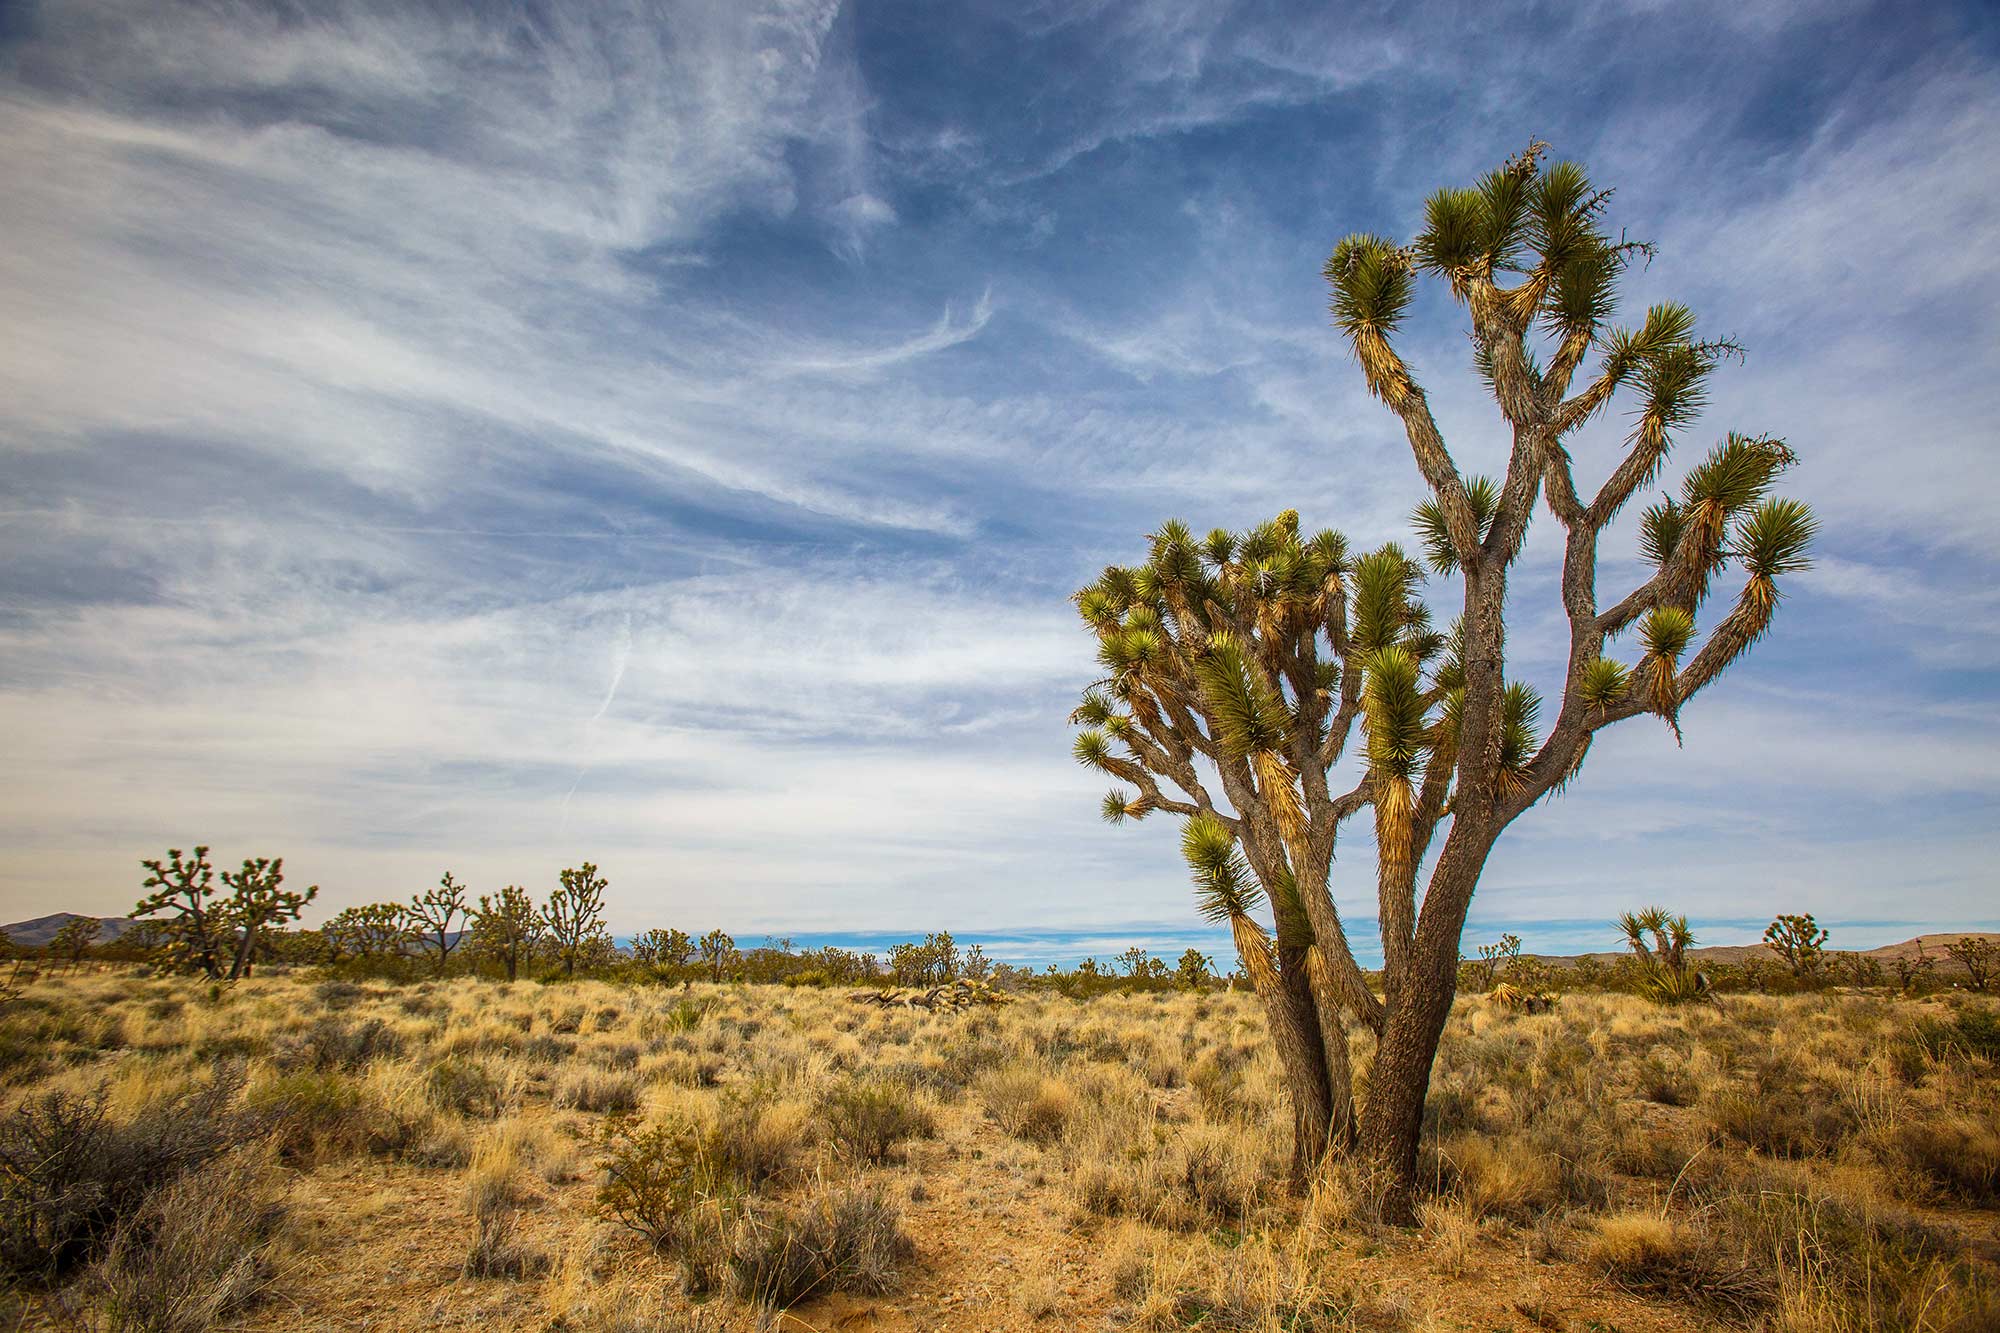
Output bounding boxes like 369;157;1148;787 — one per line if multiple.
1181;813;1263;924
1362;647;1429;784
1732;497;1817;580
1412;476;1500;574
1196;632;1287;758
1323;234;1414;339
1576;657;1631;709
1638;606;1695;659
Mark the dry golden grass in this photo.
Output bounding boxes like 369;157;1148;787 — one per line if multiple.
0;970;1995;1331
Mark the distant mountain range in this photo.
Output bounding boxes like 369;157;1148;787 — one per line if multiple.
1539;932;2000;969
1;912;1993;974
1;912;142;946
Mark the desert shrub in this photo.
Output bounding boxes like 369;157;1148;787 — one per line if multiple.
1611;1122;1708;1180
1708;1062;1858;1157
727;1184;911;1308
1716;1178;1997;1331
0;1029;51;1084
93;1152;286;1333
1587;1212;1773;1320
461;1207;549;1280
1186;1048;1246;1119
594;1116;736;1291
642;1051;723;1089
1912;1007;2000;1063
1145;1124;1262;1227
0;1072;251;1280
819;1078;936;1165
405;1121;474;1169
312;980;366;1010
635;1000;711;1042
709;1087;812;1186
1889;1115;2000;1205
587;1040;642;1071
977;1066;1073;1145
1633;1051;1700;1106
554;1070;642;1115
932;1034;1010;1093
1430;1133;1563;1222
522;1034;577;1065
426;1058;506;1118
278;1016;403;1073
460;1148;549;1281
248;1071;375;1162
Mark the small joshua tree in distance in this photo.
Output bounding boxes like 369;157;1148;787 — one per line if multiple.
1946;936;1997;992
323;902;411;963
49;917;101;969
470;885;543;981
1763;912;1829;980
544;863;610;979
220;856;316;980
1175;949;1216;989
698;929;735;983
134;846;226;979
408;872;471;975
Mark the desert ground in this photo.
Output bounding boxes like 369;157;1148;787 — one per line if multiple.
1;969;1996;1333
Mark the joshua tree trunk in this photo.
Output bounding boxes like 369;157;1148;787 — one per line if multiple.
1276;947;1335;1180
1359;829;1494;1219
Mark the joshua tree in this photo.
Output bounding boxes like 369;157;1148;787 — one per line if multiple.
962;943;994;982
697;929;736;982
134;846;227;979
1619;907;1693;973
1946;936;1996;992
1117;946;1153;977
1175;949;1216;989
219;857;316;980
1470;932;1522;989
49;917;101;969
469;885;543;981
544;863;610;979
887;932;958;986
629;928;691;967
1072;144;1814;1216
1762;913;1829;980
323;903;412;962
1617;907;1707;1003
1895;939;1937;994
407;872;470;975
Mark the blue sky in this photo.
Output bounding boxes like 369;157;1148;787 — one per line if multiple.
2;0;1996;955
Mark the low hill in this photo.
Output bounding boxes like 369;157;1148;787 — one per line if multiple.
1534;931;2000;971
1;912;141;947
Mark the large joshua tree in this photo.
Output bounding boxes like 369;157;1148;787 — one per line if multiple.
1071;144;1816;1219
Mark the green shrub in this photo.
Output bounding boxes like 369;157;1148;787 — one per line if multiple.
250;1071;368;1163
1912;1007;2000;1062
1891;1115;2000;1205
593;1116;735;1291
819;1078;936;1165
1633;1052;1700;1106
